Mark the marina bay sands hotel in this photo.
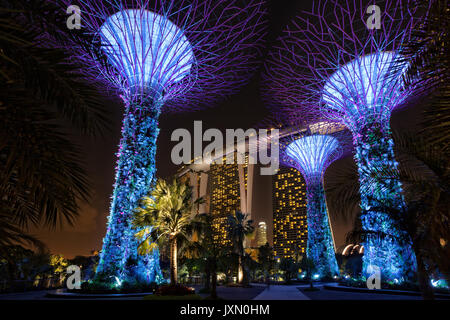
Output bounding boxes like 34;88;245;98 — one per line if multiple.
177;122;347;260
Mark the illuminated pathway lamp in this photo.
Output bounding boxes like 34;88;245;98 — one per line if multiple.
77;0;266;282
265;0;421;281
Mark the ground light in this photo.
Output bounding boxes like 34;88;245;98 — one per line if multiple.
264;0;423;282
281;121;349;278
74;0;266;284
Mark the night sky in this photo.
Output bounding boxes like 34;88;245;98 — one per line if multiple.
30;0;423;258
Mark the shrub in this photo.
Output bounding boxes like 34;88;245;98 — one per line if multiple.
75;280;118;294
72;280;159;294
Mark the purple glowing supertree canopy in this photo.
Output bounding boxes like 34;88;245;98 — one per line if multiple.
72;0;266;283
265;0;423;281
280;121;349;278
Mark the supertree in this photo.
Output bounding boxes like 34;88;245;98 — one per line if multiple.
72;0;266;283
279;120;350;278
264;0;424;281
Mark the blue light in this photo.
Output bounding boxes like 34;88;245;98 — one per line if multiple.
95;9;195;284
322;52;408;132
99;9;195;93
320;51;417;282
284;133;340;278
286;135;339;178
431;279;449;289
114;276;123;287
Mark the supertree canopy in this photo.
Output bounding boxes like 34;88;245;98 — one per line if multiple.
73;0;266;283
282;121;347;278
98;9;195;95
265;0;423;281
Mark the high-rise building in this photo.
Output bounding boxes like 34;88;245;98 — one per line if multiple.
272;166;308;260
177;127;316;258
209;153;252;246
256;221;268;247
209;160;240;246
178;152;253;247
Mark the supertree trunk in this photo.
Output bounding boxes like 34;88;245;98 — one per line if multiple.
263;0;425;283
74;0;267;284
96;95;162;282
354;120;416;281
306;177;339;278
282;128;345;279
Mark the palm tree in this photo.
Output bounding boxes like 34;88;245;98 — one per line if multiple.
133;178;202;285
400;0;450;152
0;0;110;247
279;257;299;284
183;213;221;298
325;131;449;299
299;256;317;290
227;211;255;285
257;243;274;285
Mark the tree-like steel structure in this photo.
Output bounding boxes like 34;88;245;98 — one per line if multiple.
265;0;423;281
73;0;266;283
280;121;349;278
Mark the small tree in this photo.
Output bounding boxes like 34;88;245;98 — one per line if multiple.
183;213;221;299
227;211;255;285
258;243;274;284
299;257;317;289
133;178;202;285
279;258;299;284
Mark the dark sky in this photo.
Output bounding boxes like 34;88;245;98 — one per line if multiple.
30;0;423;258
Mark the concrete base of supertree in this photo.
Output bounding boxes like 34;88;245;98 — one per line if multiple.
354;121;417;282
95;94;163;284
306;178;339;278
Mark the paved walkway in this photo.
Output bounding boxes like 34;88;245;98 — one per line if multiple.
252;285;310;300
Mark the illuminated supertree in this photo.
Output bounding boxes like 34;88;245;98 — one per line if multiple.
73;0;266;283
280;121;349;278
265;0;423;281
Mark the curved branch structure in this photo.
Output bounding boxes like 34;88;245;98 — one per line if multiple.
265;0;420;281
281;122;347;278
74;0;266;283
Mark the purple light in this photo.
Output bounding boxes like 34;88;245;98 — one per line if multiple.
98;9;195;96
264;0;421;281
71;0;267;283
286;134;339;181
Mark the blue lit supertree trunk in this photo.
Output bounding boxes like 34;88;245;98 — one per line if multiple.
265;0;425;282
73;0;266;283
100;95;163;282
281;122;348;278
305;176;339;278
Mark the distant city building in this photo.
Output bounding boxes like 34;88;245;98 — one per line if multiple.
256;221;268;247
209;160;240;246
177;125;348;260
272;166;308;260
178;152;253;247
